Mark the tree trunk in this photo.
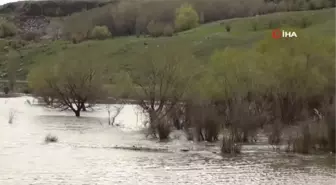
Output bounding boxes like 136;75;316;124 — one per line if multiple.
75;110;81;117
81;102;86;111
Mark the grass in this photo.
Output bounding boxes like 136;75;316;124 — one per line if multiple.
0;8;334;81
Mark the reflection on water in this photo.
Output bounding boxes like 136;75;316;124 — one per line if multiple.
0;96;335;185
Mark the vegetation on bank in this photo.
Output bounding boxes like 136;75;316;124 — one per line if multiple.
28;30;335;155
0;5;334;155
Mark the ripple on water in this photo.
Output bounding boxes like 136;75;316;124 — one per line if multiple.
0;97;335;185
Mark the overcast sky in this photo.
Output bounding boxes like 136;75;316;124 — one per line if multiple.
0;0;26;5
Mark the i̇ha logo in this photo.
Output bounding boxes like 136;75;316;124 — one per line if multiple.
272;29;298;39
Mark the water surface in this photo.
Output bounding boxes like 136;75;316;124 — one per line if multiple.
0;96;335;185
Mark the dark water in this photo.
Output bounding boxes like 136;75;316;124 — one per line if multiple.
0;97;335;185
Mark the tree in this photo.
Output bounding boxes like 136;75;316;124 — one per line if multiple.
175;3;199;32
255;33;335;124
6;48;20;93
28;56;105;117
126;42;197;140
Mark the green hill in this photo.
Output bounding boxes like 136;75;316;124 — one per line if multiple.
0;8;334;85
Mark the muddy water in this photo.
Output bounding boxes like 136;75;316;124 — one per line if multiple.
0;96;335;185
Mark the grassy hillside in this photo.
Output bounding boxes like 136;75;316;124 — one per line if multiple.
0;8;334;83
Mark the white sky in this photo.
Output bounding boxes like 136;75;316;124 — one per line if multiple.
0;0;27;5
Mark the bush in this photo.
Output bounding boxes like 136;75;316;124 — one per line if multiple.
147;21;165;37
71;32;87;44
299;17;312;28
163;24;174;37
22;88;31;94
325;101;335;153
157;119;172;141
45;134;58;143
90;25;111;40
221;134;242;154
174;3;199;32
0;21;17;38
225;24;231;32
251;21;258;31
286;121;325;154
3;86;9;94
267;120;283;150
21;31;40;41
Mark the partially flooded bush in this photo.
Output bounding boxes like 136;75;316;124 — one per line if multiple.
267;120;283;150
183;103;221;142
156;119;173;141
8;109;15;124
286;110;334;154
144;113;173;141
221;133;242;154
3;86;9;94
225;100;263;143
295;123;311;154
45;134;58;143
325;102;335;153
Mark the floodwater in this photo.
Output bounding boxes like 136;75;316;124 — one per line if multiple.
0;96;335;185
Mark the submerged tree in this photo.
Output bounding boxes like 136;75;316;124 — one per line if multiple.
28;57;105;117
126;42;197;140
5;48;20;93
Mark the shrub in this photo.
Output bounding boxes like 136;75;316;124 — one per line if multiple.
251;21;258;31
7;39;27;49
163;24;174;37
157;119;172;141
147;21;164;37
90;25;111;40
22;88;31;94
225;24;231;32
285;111;334;154
267;20;279;29
325;102;335;153
8;109;15;124
45;134;58;143
174;3;199;32
221;134;242;154
0;21;17;38
299;17;312;28
3;86;9;94
21;31;40;41
267;120;283;150
71;32;87;44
